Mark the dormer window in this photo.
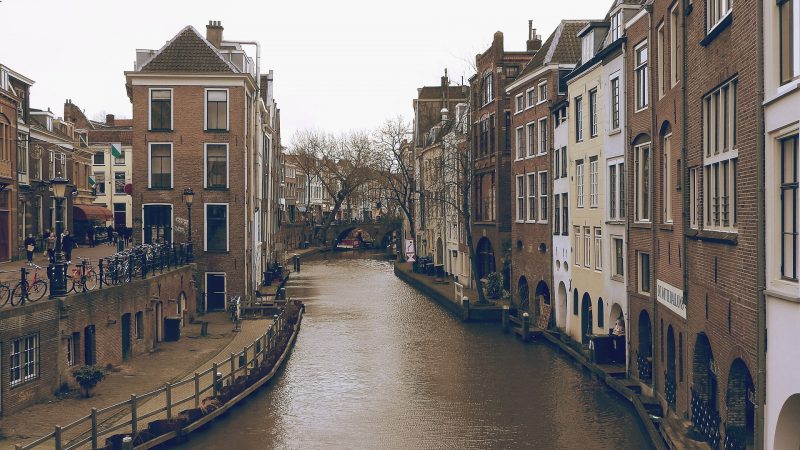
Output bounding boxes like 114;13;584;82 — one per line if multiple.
610;12;622;41
582;33;595;62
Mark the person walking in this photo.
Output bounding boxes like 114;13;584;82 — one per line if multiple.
45;229;56;263
88;226;95;248
61;229;74;263
24;234;36;263
106;224;114;245
42;229;51;257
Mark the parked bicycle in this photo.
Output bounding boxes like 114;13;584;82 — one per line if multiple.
66;259;99;293
10;264;48;306
0;271;16;307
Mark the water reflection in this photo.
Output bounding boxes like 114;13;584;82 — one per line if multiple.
173;253;652;449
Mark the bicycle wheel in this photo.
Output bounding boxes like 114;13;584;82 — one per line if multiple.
10;282;26;307
0;283;10;307
84;270;98;291
28;280;48;302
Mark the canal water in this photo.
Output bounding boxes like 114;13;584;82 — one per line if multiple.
174;253;652;449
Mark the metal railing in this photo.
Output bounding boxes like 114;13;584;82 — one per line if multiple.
15;306;296;450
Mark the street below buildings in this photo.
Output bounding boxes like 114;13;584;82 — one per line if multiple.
172;252;653;449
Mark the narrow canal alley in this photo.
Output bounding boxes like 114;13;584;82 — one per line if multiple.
173;253;653;449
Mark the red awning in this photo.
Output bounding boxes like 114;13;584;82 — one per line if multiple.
73;204;113;223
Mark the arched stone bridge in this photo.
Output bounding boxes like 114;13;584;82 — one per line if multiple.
328;220;403;249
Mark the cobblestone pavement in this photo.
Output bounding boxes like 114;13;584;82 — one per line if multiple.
0;312;266;450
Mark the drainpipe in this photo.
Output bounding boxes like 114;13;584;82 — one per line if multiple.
755;0;766;447
645;2;659;400
681;0;690;417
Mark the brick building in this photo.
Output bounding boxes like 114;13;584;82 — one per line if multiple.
506;20;585;326
0;64;24;262
469;30;536;290
127;21;280;311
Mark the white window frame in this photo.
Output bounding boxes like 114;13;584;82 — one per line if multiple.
537;80;548;104
778;132;798;281
147;142;173;189
538;117;548;155
777;0;800;86
527;122;536;157
539;170;548;222
113;171;126;194
670;4;682;87
204;203;230;252
574;226;581;265
703;78;738;232
594;227;603;271
612;236;625;280
561;193;569;235
204;88;230;132
690;167;699;228
706;0;733;34
635;42;649;111
635;143;652;222
590;157;599;208
526;88;536;109
515;126;525;160
516;174;526;222
575;96;584;142
576;160;585;208
92;151;104;166
638;252;651;295
148;87;173;132
10;334;39;387
527;172;537;222
610;75;621;132
204;272;228;312
584;226;592;268
657;23;666;99
204;143;230;189
663;134;674;223
611;11;622;41
589;89;598;138
515;94;525;114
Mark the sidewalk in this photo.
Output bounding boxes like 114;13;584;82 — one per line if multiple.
0;312;265;450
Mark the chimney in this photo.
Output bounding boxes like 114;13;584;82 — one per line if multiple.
106;114;115;126
206;20;223;48
527;20;542;52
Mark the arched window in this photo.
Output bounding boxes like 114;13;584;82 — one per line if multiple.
597;298;604;329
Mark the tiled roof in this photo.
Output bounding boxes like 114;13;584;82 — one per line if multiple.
140;26;235;73
519;20;590;77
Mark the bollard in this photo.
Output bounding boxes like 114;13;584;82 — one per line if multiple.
277;287;286;300
502;305;509;333
214;371;223;393
522;312;531;342
121;436;133;450
461;296;470;322
294;254;301;273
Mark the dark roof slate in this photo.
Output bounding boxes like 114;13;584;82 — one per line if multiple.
140;26;235;73
519;20;590;78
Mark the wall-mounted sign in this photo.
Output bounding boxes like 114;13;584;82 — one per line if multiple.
657;279;686;319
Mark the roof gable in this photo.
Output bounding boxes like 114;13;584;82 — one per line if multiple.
140;26;237;73
519;20;589;77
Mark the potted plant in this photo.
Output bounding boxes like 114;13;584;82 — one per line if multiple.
486;272;504;300
73;365;106;398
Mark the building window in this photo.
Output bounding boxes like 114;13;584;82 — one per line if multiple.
779;0;798;84
690;167;699;228
576;159;585;208
526;89;536;108
527;122;536;157
639;252;651;294
554;194;561;235
610;11;622;41
561;146;568;178
610;164;618;219
538;81;548;103
589;89;598;137
114;147;126;165
93;151;104;166
670;4;682;86
780;134;798;281
205;144;228;188
149;89;172;131
482;72;494;106
594;227;603;271
575;226;581;265
51;151;66;178
516;94;525;113
554;147;561;179
206;89;228;131
635;143;651;222
584;226;592;268
10;334;38;386
135;311;144;339
562;193;569;235
205;204;229;252
703;79;738;231
704;78;737;157
539;171;548;222
611;77;620;131
657;24;665;99
663;134;673;223
635;42;649;110
66;333;77;367
527;173;537;222
516;127;525;160
516;175;526;222
613;237;624;279
575;96;584;141
539;117;548;155
590;157;599;208
114;172;126;194
707;0;733;33
143;204;172;244
93;172;106;195
149;143;172;189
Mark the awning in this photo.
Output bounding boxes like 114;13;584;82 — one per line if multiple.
73;204;113;223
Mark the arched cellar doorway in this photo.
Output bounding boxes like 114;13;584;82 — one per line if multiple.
517;276;529;312
637;310;652;385
581;293;592;345
476;237;495;279
724;358;754;449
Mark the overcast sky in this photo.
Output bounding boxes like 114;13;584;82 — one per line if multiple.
0;0;610;142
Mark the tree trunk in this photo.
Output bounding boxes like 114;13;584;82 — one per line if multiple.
463;193;486;304
318;195;345;246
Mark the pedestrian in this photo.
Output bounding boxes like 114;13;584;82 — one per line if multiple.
88;226;95;248
46;229;56;263
42;229;51;257
107;224;114;245
61;229;74;263
125;227;133;246
24;233;36;263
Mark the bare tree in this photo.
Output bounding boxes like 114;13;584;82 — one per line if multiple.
292;129;380;245
375;116;415;241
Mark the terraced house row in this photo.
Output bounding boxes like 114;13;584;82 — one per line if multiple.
412;0;798;448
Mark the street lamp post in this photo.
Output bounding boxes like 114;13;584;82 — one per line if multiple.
49;177;69;298
183;188;194;262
